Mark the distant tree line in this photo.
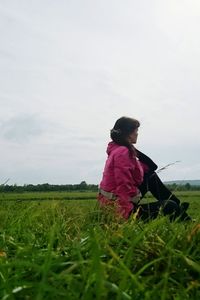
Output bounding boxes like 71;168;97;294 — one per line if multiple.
0;181;98;193
0;181;199;193
165;183;200;191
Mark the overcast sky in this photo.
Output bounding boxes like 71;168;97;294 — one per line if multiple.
0;0;200;185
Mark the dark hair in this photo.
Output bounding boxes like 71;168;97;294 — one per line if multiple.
110;116;140;155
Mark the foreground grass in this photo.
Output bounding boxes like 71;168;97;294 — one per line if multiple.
0;194;200;299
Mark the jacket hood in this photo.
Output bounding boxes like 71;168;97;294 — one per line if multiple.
106;142;121;155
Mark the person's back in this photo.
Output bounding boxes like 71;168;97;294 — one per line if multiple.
100;141;143;194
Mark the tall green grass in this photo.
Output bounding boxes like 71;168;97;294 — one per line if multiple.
0;194;200;299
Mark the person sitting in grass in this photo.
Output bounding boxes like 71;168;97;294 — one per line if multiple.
98;116;192;221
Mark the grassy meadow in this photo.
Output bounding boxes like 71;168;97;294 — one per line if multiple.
0;191;200;299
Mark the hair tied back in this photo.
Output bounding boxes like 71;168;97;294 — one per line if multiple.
110;128;121;135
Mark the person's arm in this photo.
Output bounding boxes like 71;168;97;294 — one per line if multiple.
136;149;158;173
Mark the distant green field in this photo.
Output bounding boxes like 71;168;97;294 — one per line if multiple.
0;190;199;199
0;190;199;218
0;191;97;201
0;191;200;299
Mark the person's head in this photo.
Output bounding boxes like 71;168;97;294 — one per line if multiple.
110;116;140;153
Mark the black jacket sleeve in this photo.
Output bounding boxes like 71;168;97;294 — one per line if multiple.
136;149;158;173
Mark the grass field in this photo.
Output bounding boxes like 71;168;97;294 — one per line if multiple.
0;191;200;299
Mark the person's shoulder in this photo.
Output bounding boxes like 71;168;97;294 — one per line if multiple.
113;146;129;156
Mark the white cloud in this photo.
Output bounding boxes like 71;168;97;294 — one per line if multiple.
0;0;200;184
0;114;46;142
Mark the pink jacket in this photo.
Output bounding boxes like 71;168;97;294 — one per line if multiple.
99;142;145;219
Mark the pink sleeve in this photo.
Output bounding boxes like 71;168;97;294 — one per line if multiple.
113;148;139;218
